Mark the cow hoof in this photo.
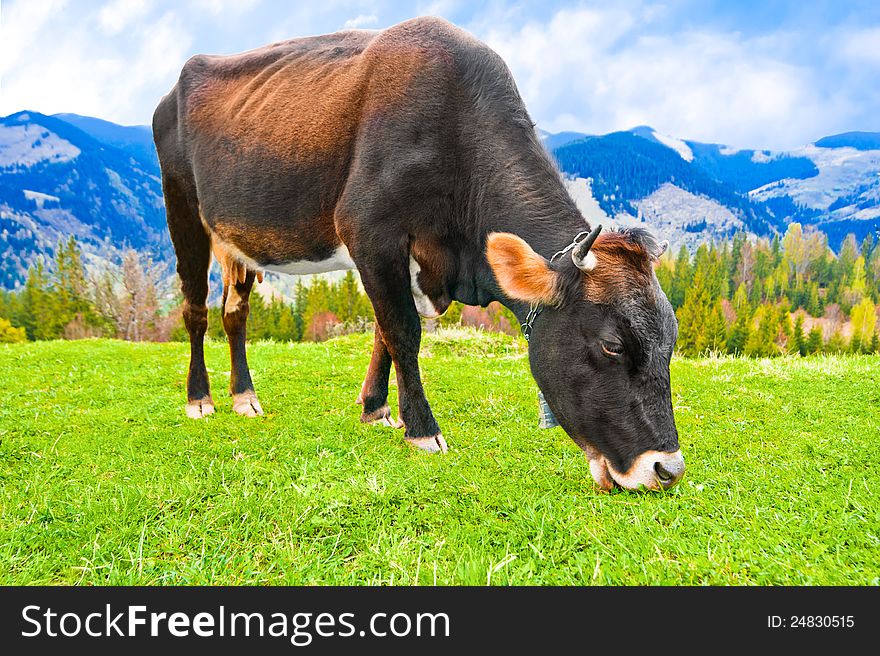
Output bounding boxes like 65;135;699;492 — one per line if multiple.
405;434;448;453
186;398;215;419
232;392;264;417
361;404;396;427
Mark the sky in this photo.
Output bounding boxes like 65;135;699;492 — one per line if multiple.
2;0;879;150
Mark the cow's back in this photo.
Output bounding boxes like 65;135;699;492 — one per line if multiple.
153;17;503;269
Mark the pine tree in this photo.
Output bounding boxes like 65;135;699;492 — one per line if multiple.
669;244;692;310
744;304;779;357
705;301;727;352
293;279;307;341
792;314;807;356
805;326;823;355
861;233;875;263
826;329;847;353
776;300;792;351
806;282;821;316
20;259;58;340
55;236;104;336
676;254;712;356
726;285;751;354
247;290;268;339
770;234;782;268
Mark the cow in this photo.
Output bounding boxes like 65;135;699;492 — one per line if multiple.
152;16;685;491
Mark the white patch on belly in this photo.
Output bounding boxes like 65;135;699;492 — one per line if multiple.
263;245;357;275
410;256;440;318
202;216;357;277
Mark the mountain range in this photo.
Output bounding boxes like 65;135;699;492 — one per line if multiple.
0;111;168;289
540;126;880;251
1;110;878;291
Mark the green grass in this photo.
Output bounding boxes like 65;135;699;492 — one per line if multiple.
0;329;878;585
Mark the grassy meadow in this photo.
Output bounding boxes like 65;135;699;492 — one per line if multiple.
0;329;878;585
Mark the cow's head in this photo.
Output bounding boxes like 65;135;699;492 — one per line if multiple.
486;225;684;491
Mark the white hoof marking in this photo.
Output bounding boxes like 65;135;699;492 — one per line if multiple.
232;392;264;417
186;399;215;419
406;434;448;453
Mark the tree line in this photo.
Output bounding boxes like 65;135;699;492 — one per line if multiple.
657;223;879;356
1;225;878;357
0;237;378;344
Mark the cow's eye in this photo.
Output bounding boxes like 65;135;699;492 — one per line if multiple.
601;340;624;356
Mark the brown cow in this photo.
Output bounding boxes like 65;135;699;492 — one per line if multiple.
153;17;684;490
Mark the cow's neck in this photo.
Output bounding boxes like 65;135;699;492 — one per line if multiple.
464;133;589;322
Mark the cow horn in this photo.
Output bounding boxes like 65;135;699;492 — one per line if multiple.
572;224;602;272
653;239;669;261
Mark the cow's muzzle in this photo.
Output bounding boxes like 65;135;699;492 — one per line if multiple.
585;448;685;491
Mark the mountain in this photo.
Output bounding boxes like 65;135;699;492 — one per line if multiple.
538;128;590;151
554;130;779;244
0;111;169;288
53;113;159;169
814;132;880;151
2;111;879;291
552;127;880;251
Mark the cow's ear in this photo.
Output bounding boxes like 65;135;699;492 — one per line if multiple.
486;233;559;305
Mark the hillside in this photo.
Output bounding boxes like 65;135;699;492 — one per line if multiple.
550;126;880;250
52;113;159;169
1;331;877;584
0;111;169;288
2;109;880;291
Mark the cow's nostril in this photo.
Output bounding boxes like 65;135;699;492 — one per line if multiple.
654;461;673;482
653;455;685;488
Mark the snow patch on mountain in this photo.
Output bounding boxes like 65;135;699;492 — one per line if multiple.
630;183;745;249
563;178;746;250
562;177;611;226
23;190;60;208
750;145;880;210
652;131;693;162
0;124;81;168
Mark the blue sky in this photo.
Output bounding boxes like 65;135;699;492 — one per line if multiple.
2;0;879;149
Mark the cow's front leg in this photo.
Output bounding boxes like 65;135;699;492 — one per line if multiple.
357;327;398;427
349;246;447;453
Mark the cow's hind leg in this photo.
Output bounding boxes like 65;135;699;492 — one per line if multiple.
358;327;397;427
162;173;214;418
216;247;263;417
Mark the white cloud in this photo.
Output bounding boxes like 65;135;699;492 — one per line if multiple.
0;0;876;146
837;27;880;66
0;0;69;78
192;0;261;16
98;0;150;35
480;5;865;150
0;6;192;125
343;14;378;29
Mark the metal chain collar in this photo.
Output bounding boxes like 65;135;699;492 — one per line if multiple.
520;230;590;341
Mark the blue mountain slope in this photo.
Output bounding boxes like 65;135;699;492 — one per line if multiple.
540;130;590;151
685;141;818;194
814;132;880;151
2;109;879;290
553;131;779;235
0;111;169;287
54;113;159;168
